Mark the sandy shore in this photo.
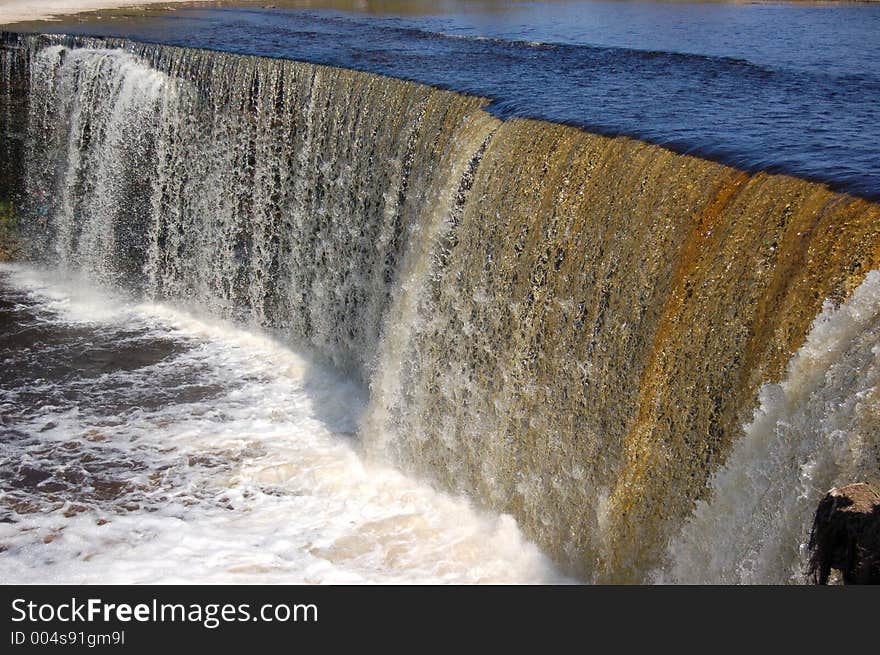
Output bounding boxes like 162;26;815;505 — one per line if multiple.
0;1;201;25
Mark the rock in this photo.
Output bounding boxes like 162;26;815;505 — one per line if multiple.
808;482;880;584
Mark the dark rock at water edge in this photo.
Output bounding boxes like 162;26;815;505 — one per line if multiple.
809;483;880;585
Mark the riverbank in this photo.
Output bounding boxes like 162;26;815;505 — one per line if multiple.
0;1;200;25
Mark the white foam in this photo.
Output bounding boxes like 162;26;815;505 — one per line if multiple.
0;263;567;584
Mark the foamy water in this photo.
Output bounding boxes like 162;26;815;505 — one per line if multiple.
0;262;566;584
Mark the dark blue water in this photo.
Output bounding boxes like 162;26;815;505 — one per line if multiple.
24;1;880;198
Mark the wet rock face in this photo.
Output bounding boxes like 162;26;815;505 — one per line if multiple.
808;483;880;585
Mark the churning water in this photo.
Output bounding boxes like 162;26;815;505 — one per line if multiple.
0;262;564;583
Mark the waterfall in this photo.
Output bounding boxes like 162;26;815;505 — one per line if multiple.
2;32;879;582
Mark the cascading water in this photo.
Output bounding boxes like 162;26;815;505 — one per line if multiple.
364;118;880;581
2;32;879;583
663;270;880;584
25;46;164;280
18;37;491;376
